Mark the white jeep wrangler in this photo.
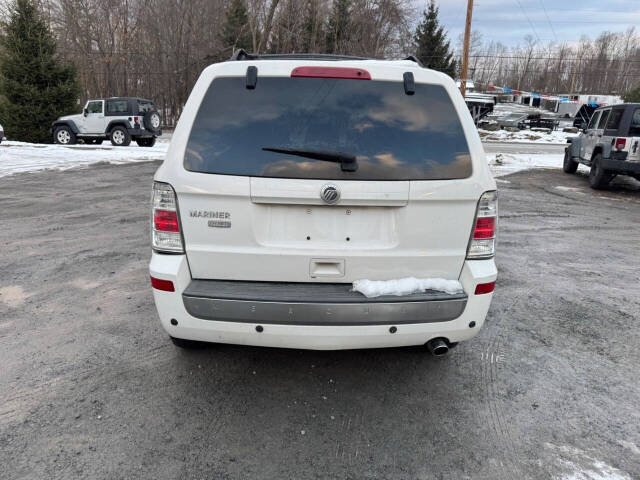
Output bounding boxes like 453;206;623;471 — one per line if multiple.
564;103;640;188
149;52;497;354
51;97;162;147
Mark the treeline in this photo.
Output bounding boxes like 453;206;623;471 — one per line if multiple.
40;0;415;124
4;0;640;127
464;29;640;95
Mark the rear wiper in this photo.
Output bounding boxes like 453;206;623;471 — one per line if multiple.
262;146;358;172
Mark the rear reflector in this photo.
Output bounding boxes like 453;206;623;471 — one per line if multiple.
467;191;497;259
615;137;626;150
150;276;175;292
475;281;495;295
291;66;371;80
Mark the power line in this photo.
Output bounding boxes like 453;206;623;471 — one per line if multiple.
415;54;640;64
538;0;557;42
473;18;640;24
437;53;640;63
469;66;640;76
513;0;541;43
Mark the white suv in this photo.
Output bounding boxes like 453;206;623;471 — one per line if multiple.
149;52;497;354
51;97;162;146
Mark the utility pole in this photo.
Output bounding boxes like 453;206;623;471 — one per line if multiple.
569;55;580;96
459;0;474;98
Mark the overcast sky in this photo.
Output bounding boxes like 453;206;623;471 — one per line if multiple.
430;0;640;48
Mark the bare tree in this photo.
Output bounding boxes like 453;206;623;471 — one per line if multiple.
37;0;640;125
457;28;640;95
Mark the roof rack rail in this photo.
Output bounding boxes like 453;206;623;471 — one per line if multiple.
230;49;372;62
404;55;423;67
230;49;424;67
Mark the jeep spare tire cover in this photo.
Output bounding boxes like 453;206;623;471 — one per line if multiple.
143;110;161;133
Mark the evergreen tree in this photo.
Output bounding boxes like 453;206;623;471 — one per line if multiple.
220;0;252;53
414;1;457;78
0;0;79;143
326;0;351;54
622;85;640;103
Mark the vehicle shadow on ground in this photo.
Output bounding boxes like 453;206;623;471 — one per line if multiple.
134;321;515;478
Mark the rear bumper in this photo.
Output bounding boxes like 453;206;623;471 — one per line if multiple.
182;280;468;326
128;127;160;137
149;253;497;350
601;158;640;174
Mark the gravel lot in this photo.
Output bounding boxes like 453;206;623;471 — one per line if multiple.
1;161;639;480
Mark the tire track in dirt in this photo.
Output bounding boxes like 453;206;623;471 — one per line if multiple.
0;344;172;426
476;268;536;480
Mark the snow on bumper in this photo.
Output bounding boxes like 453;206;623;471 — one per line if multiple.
149;253;497;350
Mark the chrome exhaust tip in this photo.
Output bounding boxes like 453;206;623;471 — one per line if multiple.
426;338;449;356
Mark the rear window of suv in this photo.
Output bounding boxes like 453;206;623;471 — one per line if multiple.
138;100;155;113
630;109;640;136
184;76;472;180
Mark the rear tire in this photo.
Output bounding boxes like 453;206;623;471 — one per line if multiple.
170;336;205;349
136;137;156;147
110;126;131;146
589;154;612;189
563;150;578;173
54;126;76;145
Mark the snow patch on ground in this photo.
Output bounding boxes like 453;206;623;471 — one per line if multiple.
555;186;585;194
617;440;640;456
488;152;562;176
0;140;169;178
480;128;577;144
352;277;464;298
546;443;633;480
0;138;582;180
487;152;590;177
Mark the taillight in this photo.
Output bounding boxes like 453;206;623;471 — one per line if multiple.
467;191;497;259
615;138;626;150
151;182;184;253
154;210;179;232
473;217;495;239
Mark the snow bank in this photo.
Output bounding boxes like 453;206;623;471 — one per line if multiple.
0;137;579;181
0;140;169;178
486;152;586;177
479;128;576;144
353;277;464;298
